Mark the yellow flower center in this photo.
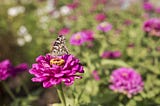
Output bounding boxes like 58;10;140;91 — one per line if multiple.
50;58;65;66
122;73;128;77
75;34;81;40
100;22;108;27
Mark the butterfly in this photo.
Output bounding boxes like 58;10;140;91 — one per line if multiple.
50;35;69;56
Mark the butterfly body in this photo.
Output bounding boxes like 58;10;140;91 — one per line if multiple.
51;35;69;56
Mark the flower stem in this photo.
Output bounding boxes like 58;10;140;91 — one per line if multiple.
56;83;67;106
2;82;16;100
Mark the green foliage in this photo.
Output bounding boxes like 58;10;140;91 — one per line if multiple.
0;0;160;106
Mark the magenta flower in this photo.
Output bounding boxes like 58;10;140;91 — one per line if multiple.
143;18;160;37
67;2;79;10
29;54;84;88
92;70;100;81
97;22;112;32
143;2;154;12
155;7;160;13
0;60;12;81
95;13;106;22
11;63;28;76
101;51;121;59
109;67;144;98
58;28;70;35
0;60;28;81
70;32;86;46
82;30;94;42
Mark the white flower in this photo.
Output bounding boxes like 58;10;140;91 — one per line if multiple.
18;26;28;36
60;6;71;16
8;6;25;17
17;38;25;46
24;34;32;42
52;10;60;18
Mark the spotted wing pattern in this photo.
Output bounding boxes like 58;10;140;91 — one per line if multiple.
50;35;69;56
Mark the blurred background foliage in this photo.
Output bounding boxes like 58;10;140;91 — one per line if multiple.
0;0;160;106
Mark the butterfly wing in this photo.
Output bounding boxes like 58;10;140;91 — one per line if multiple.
51;35;69;56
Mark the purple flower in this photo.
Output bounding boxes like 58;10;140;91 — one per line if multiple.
143;2;154;12
0;60;28;81
101;51;121;59
95;13;106;22
155;7;160;14
92;70;100;81
0;60;12;81
143;18;160;37
12;63;28;76
29;54;84;88
58;28;70;35
109;67;144;98
70;32;86;46
82;30;94;42
97;22;112;32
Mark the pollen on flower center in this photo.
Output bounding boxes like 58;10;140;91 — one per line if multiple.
122;73;128;77
50;58;65;66
75;34;81;40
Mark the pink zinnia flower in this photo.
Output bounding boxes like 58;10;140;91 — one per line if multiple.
29;54;84;88
58;28;70;35
95;13;106;22
70;32;86;46
0;59;28;81
97;22;112;32
0;60;12;81
67;2;79;10
101;51;121;59
143;2;154;12
109;67;144;98
82;30;94;42
155;7;160;13
92;70;100;81
143;18;160;37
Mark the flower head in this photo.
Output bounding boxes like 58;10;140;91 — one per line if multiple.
29;54;84;88
109;67;144;98
143;18;160;37
143;2;154;12
101;51;121;59
70;32;86;46
0;60;28;81
95;13;106;22
82;30;94;42
59;28;70;35
92;70;100;81
0;60;12;81
97;22;112;32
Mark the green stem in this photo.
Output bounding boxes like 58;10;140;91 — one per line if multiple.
56;84;67;106
2;82;16;100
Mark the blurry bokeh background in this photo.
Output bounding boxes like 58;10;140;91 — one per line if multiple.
0;0;160;106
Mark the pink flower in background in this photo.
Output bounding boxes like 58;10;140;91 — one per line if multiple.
11;63;28;76
155;7;160;13
92;70;100;81
97;22;112;32
143;18;160;37
101;51;121;59
0;60;12;81
82;30;94;42
29;54;84;88
70;32;86;46
123;19;132;26
143;2;154;12
0;59;28;81
59;28;70;35
67;2;79;10
109;67;144;98
95;13;106;22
